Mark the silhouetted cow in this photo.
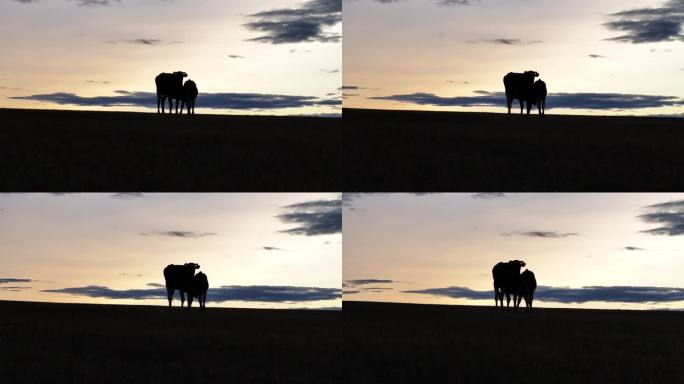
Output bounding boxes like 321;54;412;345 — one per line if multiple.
503;71;539;115
519;269;537;311
163;263;200;307
188;271;208;310
492;260;526;308
155;71;187;114
180;80;198;115
525;80;547;117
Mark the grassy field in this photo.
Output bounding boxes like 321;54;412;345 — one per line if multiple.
343;108;684;191
0;300;342;383
0;108;340;191
343;301;684;384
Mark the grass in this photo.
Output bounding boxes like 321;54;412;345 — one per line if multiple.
0;300;342;383
343;301;684;384
0;108;340;191
343;108;684;191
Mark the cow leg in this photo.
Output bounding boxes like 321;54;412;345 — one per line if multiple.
505;292;511;308
166;287;173;307
180;290;185;307
542;99;545;116
519;100;524;115
157;94;160;114
187;293;194;309
506;95;512;115
526;102;532;115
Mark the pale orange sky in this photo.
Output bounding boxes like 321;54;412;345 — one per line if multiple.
343;193;684;310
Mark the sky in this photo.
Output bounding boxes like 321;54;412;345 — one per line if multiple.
0;193;342;309
343;193;684;310
343;0;684;116
0;0;341;116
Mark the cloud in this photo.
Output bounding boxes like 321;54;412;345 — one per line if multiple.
470;38;543;45
110;193;144;199
244;0;341;44
639;199;684;235
277;198;342;236
118;273;143;277
343;290;360;295
501;231;578;238
73;0;119;5
0;286;32;291
406;285;684;304
0;278;32;284
12;0;40;4
472;193;506;199
262;246;284;251
141;231;218;238
588;54;608;59
345;279;394;286
11;90;339;110
43;285;341;302
322;69;340;73
341;85;363;90
228;55;246;59
604;0;684;43
85;80;111;84
370;91;684;110
625;246;646;251
146;283;164;288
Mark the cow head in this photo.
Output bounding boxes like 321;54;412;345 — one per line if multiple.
524;71;539;79
184;262;200;270
173;71;188;78
510;260;526;268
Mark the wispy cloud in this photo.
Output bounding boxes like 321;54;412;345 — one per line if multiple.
639;199;684;235
588;54;608;59
262;246;284;251
624;246;646;251
0;278;32;284
140;231;218;238
501;231;578;238
11;90;339;110
406;285;684;304
244;0;342;44
277;198;342;236
470;38;543;45
370;91;684;110
344;279;394;286
43;285;341;302
604;0;684;44
472;193;506;199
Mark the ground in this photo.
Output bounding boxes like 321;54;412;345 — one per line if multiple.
0;301;342;383
342;301;684;384
0;108;340;191
343;108;684;191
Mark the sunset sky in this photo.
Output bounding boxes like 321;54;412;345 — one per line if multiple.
343;0;684;116
343;193;684;310
0;193;341;309
0;0;341;116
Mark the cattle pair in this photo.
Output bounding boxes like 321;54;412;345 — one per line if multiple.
492;260;537;311
155;71;199;115
163;263;209;310
503;71;547;116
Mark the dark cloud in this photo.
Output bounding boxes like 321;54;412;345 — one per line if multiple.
470;38;543;45
322;69;340;73
0;286;32;291
341;85;363;90
277;198;342;236
625;246;646;251
0;278;32;284
43;285;341;302
343;290;360;295
588;54;608;59
472;193;506;199
262;246;284;251
141;231;218;238
639;199;684;235
107;39;182;45
11;90;339;110
228;55;246;59
406;285;684;304
244;0;341;44
370;91;684;110
604;0;684;44
146;283;164;288
501;231;578;238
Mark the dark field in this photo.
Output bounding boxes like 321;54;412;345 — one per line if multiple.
343;301;684;384
0;301;342;383
0;108;340;191
343;108;684;191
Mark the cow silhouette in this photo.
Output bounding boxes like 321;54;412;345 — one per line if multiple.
492;260;526;308
187;271;209;310
155;71;187;114
518;269;537;311
525;80;547;116
180;80;198;115
163;263;200;307
503;71;539;115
